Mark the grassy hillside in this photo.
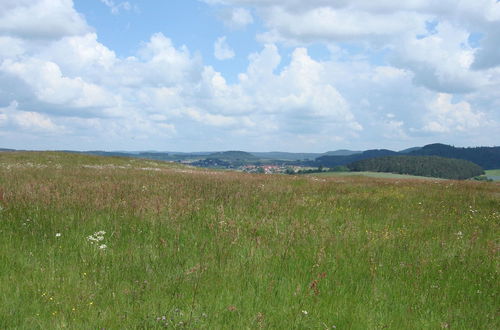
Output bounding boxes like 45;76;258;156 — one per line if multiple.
0;152;499;328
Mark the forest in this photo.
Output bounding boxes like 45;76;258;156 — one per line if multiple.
347;155;485;180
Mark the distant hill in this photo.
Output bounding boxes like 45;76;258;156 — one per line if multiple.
314;143;500;170
324;149;362;156
250;152;322;161
206;151;257;161
348;155;485;180
315;149;399;167
250;150;361;160
409;144;500;169
399;147;422;154
3;143;498;169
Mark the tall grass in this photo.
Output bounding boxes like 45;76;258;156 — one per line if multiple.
0;152;498;328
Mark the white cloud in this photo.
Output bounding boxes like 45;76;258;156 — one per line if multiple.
208;0;500;90
392;22;484;93
185;107;240;127
99;0;133;15
257;6;426;44
237;46;363;136
135;33;202;87
219;7;254;29
0;0;89;40
0;101;62;132
40;33;117;76
231;8;254;28
214;36;235;60
1;58;116;111
0;36;25;59
423;93;485;133
0;0;498;151
472;23;500;70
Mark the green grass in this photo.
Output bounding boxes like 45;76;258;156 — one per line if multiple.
485;169;500;181
0;152;499;329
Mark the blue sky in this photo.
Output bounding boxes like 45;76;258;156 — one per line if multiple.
0;0;499;152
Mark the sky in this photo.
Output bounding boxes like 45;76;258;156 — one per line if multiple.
0;0;499;152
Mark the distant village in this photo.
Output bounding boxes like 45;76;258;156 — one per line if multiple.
179;158;312;174
238;165;307;174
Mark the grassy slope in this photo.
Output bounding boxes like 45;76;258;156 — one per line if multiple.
0;152;499;329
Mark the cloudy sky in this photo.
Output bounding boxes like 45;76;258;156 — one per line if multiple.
0;0;499;152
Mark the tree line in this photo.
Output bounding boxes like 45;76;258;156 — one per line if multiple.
347;155;485;180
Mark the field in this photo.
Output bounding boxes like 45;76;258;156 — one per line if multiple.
0;152;499;329
486;169;500;181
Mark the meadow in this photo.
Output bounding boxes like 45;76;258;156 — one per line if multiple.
0;152;498;329
485;169;500;181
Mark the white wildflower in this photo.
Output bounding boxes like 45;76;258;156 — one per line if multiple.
302;310;308;315
55;233;62;237
87;230;107;246
98;244;107;250
456;231;463;239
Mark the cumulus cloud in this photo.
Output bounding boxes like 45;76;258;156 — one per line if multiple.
391;21;484;93
471;23;500;70
1;58;117;112
214;36;235;60
257;6;426;44
422;93;485;133
0;101;62;133
219;7;254;29
0;0;89;40
209;0;500;91
0;0;498;151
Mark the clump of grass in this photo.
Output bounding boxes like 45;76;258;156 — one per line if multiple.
0;152;498;328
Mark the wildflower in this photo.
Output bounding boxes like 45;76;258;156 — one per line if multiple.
55;233;62;237
456;231;463;239
99;244;107;250
87;230;107;246
302;310;308;315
